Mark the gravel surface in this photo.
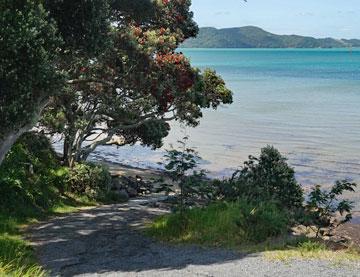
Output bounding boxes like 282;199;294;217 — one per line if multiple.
27;199;360;277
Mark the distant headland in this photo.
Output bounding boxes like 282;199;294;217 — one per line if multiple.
181;26;360;48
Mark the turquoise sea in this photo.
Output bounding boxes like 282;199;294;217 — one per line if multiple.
89;48;360;186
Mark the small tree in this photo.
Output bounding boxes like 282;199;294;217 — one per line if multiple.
162;136;206;212
305;180;357;238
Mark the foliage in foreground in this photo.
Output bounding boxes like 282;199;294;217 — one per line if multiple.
148;201;360;262
0;0;62;165
0;220;46;277
148;200;289;246
0;133;114;218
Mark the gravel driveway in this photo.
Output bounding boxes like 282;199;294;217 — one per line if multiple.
27;199;360;277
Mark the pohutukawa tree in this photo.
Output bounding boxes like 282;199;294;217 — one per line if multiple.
0;0;60;164
41;0;233;167
0;0;111;165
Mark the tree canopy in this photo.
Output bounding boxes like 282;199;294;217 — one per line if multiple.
1;0;232;167
0;0;114;164
0;0;60;163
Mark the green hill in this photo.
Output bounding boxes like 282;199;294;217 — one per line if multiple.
181;26;360;48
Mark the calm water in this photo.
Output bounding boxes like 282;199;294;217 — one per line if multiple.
88;48;360;186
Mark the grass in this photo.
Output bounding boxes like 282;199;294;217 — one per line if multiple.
147;200;289;248
0;193;98;277
147;201;360;263
265;240;360;264
0;233;46;277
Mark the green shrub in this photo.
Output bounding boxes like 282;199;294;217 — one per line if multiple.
67;163;112;198
0;132;58;177
216;146;304;211
148;200;289;246
160;136;206;211
303;180;357;237
0;132;61;217
49;167;70;194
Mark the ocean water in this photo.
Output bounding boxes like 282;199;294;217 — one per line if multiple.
87;48;360;186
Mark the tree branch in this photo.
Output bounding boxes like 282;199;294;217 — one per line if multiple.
67;78;115;87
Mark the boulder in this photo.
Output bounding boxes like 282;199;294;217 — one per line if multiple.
127;187;138;198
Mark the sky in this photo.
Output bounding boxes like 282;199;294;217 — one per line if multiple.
190;0;360;39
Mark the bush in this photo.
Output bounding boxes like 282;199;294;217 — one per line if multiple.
148;200;289;246
0;132;61;217
0;132;59;177
216;146;304;211
303;180;357;237
67;163;112;198
49;167;70;195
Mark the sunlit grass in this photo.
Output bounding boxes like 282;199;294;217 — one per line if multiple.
0;262;46;277
49;194;97;214
265;240;360;264
147;200;289;248
0;226;46;277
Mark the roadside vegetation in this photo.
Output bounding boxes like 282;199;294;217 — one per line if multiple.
148;200;289;246
148;142;360;261
0;132;123;276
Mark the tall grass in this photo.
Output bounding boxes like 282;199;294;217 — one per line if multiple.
0;215;44;277
148;200;289;247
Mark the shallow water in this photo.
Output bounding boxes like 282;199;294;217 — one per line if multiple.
60;48;360;187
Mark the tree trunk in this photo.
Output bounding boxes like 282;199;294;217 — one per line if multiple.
0;125;33;165
63;135;76;168
0;100;49;166
63;136;69;165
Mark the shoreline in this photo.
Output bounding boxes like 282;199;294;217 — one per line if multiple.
100;159;360;228
98;159;166;179
98;159;360;214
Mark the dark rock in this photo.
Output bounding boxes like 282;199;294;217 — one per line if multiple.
127;187;138;198
112;178;125;190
